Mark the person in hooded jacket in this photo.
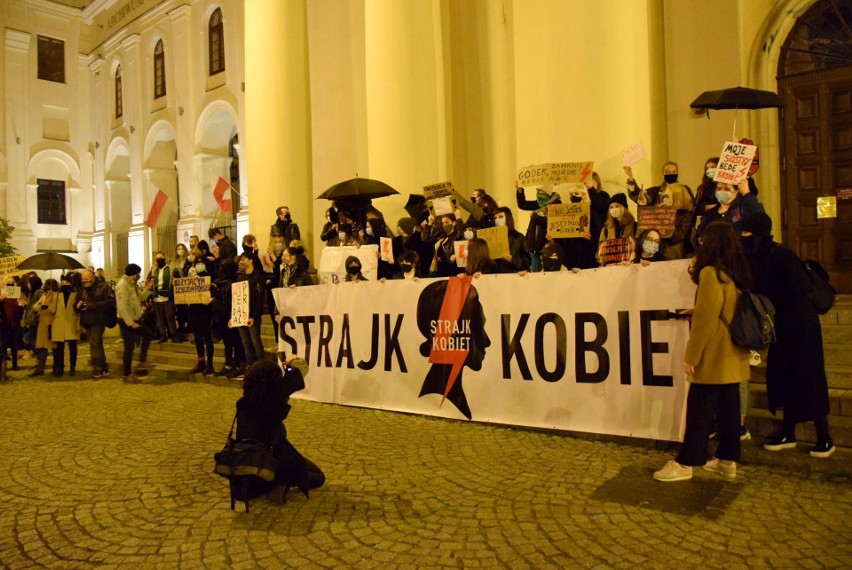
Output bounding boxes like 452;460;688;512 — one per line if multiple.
740;213;835;458
343;256;368;283
51;273;81;376
540;239;566;273
320;207;339;245
493;207;530;274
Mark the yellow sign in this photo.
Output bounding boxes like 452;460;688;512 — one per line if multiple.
547;203;591;239
173;276;211;304
817;196;837;219
0;255;25;279
477;226;510;260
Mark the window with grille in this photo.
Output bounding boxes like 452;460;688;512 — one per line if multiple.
209;8;225;76
37;179;66;225
115;65;123;118
154;40;166;98
37;35;65;83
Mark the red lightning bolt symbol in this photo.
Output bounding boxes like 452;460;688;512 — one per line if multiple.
429;275;473;406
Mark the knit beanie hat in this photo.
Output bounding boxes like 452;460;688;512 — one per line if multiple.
610;193;628;208
124;263;141;277
741;213;772;237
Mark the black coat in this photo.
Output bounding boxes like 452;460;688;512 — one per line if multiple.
747;238;829;422
78;281;113;326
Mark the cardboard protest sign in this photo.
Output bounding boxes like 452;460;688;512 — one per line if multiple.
4;285;21;299
636;206;677;239
517;164;552;187
478;226;510;260
0;255;25;279
317;245;379;284
550;161;594;184
229;280;250;327
713;140;758;184
620;141;646;166
547;203;591;239
423;182;457;217
422;181;454;200
173;276;211;304
454;240;469;268
379;237;394;263
598;238;635;266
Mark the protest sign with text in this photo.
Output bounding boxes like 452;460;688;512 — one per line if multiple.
550;161;594;184
713;141;757;184
477;226;510;259
547;202;591;239
318;245;379;284
173;276;211;304
598;238;635;266
0;256;25;279
229;280;250;327
423;181;457;217
4;285;21;299
620;141;646;166
636;206;677;239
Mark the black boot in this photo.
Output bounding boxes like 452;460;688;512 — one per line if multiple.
29;349;47;377
189;359;206;374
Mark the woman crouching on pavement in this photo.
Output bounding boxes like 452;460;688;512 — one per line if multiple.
654;221;751;482
236;357;325;503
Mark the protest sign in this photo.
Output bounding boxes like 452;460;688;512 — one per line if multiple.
317;245;379;284
423;182;457;217
598;238;635;266
516;164;551;187
837;187;852;201
547;203;591;239
636;206;677;239
0;255;24;279
173;276;211;304
620;141;646;166
259;251;275;273
713;140;758;184
379;237;394;263
454;240;469;268
422;182;454;200
478;226;510;259
4;285;21;299
229;280;250;327
550;161;594;184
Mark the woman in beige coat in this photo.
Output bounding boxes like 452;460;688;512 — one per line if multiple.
654;221;751;482
29;279;58;377
51;273;82;376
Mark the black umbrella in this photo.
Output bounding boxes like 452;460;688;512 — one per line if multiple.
690;86;783;111
17;252;85;271
318;177;399;201
404;194;428;218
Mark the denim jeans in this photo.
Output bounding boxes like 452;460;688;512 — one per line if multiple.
118;321;153;376
238;320;265;364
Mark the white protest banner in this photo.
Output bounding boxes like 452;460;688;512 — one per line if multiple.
0;255;25;279
477;226;510;259
620;141;646;166
273;259;694;441
229;280;250;327
713;140;758;184
547;202;591;239
550;161;594;184
4;285;21;299
379;237;394;263
318;245;379;284
454;240;469;268
173;276;211;304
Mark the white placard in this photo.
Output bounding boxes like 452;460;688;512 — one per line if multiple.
379;237;394;263
620;141;646;166
318;245;379;284
713;140;758;184
229;280;250;327
454;240;469;268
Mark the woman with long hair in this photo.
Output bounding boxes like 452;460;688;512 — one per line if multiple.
464;238;497;276
30;279;58;377
654;221;751;482
51;273;82;376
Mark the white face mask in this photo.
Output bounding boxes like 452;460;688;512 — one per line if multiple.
195;263;206;273
338;232;347;241
463;230;474;241
715;190;734;205
366;228;374;237
609;206;623;219
494;217;506;227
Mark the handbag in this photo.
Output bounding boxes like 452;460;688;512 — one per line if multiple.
213;414;278;482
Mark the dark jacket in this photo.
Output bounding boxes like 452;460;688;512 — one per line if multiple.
494;229;531;273
237;273;265;320
78;280;113;327
274;219;301;247
217;236;238;263
698;193;764;236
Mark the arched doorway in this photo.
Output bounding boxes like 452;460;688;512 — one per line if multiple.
778;0;852;292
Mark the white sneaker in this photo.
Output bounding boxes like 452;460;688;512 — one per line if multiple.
653;460;693;482
704;458;737;479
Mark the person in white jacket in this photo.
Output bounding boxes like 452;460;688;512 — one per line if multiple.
115;264;156;383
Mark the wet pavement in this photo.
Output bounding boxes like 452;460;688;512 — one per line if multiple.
0;370;850;568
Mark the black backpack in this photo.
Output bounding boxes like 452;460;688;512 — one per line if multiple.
720;290;776;350
802;259;836;314
105;288;118;329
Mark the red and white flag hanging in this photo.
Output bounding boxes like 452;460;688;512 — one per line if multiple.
144;189;169;228
213;176;232;212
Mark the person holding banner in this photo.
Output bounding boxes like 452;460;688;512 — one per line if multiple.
115;264;155;384
213;260;245;378
493;208;530;274
654;221;751;482
597;194;636;267
343;256;368;283
1;278;25;371
697;180;764;237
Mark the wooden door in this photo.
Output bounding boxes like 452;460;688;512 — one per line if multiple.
779;65;852;293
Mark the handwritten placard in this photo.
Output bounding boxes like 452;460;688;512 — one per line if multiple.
713;141;758;184
547;202;591;239
636;206;677;239
620;141;646;166
517;162;594;186
4;285;21;299
837;187;852;201
422;181;454;201
478;225;510;260
229;280;250;327
173;276;211;304
517;164;552;187
431;196;455;216
454;240;469;268
379;237;394;263
598;238;635;266
0;255;24;278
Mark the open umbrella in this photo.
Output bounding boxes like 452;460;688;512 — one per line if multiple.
690;86;783;111
17;252;85;272
318;177;399;201
404;194;428;218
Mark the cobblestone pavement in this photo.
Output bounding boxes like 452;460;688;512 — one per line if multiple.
0;373;850;569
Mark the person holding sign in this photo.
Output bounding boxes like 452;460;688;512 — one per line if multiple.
424;214;463;278
597;194;636;267
464;238;498;277
213;260;245;378
493;208;530;274
186;253;216;375
516;183;561;271
235;254;266;368
697;180;764;238
1;277;24;371
363;218;394;280
115;264;155;384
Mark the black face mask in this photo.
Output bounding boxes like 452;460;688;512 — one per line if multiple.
284;214;291;221
61;285;71;293
740;235;757;251
399;263;412;273
347;265;361;275
156;259;166;268
664;173;678;184
570;196;582;203
243;244;253;254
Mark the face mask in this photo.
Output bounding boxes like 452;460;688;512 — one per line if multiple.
399;263;412;273
177;250;186;258
470;195;477;203
542;256;562;272
238;262;247;273
366;228;374;237
715;190;734;205
156;259;166;268
242;244;253;254
705;168;717;179
211;238;219;246
61;285;71;292
642;241;660;255
494;217;506;227
609;206;623;219
570;195;583;203
463;230;474;241
338;232;347;241
195;264;206;274
664;173;678;184
347;265;361;275
284;214;291;221
740;235;756;250
273;244;284;253
443;224;455;235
